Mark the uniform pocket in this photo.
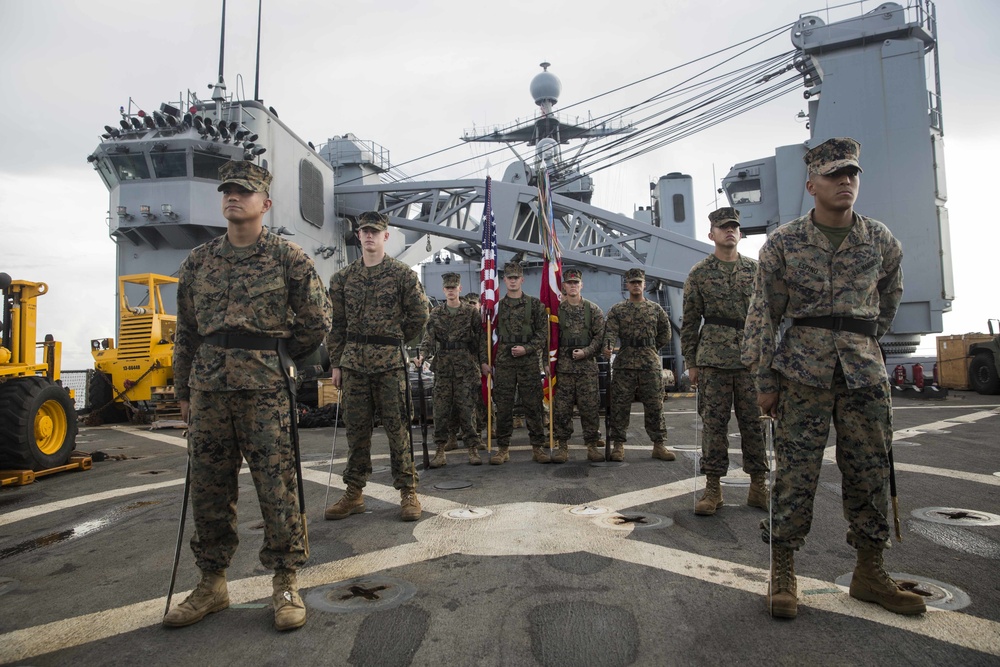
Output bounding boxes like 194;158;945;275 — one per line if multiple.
246;276;287;326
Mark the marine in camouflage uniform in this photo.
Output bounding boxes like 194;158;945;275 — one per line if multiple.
552;268;606;463
742;137;924;619
446;291;489;447
324;211;429;523
481;261;548;464
681;207;768;516
416;273;484;467
167;161;332;632
602;268;673;462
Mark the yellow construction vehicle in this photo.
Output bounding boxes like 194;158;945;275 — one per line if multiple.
0;273;79;471
89;273;177;423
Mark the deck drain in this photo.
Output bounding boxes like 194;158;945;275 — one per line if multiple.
834;573;970;611
306;576;416;613
128;468;168;476
434;480;473;490
720;476;750;487
371;465;389;474
590;461;628;467
598;512;673;531
911;507;1000;527
0;578;17;596
444;508;492;520
567;505;610;517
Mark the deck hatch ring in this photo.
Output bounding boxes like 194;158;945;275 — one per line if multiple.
306;575;417;613
911;507;1000;527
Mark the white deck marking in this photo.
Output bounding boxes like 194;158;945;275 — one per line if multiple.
3;497;1000;661
2;408;1000;660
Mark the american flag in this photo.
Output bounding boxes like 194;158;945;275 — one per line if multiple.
538;167;562;407
480;176;498;405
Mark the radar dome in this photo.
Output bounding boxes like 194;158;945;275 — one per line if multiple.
530;62;562;107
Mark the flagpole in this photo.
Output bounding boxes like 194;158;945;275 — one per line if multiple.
547;320;554;452
486;319;493;453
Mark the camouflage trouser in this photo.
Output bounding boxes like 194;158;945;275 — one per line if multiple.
762;366;892;550
494;355;545;447
433;372;481;448
609;367;665;444
698;366;768;476
451;381;488;436
342;367;418;491
553;371;602;443
188;387;305;572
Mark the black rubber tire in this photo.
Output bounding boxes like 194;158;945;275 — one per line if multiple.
0;376;79;471
969;352;1000;395
87;371;127;424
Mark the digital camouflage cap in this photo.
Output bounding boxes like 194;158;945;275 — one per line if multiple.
442;272;461;288
503;261;524;277
358;211;389;231
804;137;863;176
625;268;645;282
708;207;740;227
563;268;583;282
218;161;272;193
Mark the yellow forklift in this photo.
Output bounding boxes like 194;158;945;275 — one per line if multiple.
88;273;177;423
0;273;82;479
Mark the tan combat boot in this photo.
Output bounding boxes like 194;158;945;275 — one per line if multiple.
747;473;769;509
468;445;483;465
400;488;422;521
651;442;676;461
324;484;365;520
444;434;459;451
767;547;798;619
695;475;724;515
489;446;510;465
532;446;551;464
586;441;606;462
610;442;625;462
429;443;447;468
849;549;926;615
551;441;569;464
162;570;229;627
272;569;306;631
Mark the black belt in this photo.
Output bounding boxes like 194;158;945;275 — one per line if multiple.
793;317;878;336
203;333;283;351
346;333;403;346
500;336;531;344
560;337;591;347
439;341;470;351
704;316;745;329
620;337;656;348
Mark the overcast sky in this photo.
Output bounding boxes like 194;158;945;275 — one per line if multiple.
1;0;996;369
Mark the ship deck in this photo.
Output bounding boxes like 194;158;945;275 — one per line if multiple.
2;392;999;666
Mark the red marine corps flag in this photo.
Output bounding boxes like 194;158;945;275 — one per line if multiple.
538;166;562;449
480;176;498;450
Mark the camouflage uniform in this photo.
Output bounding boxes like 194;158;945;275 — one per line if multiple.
742;149;903;551
553;271;606;445
681;238;766;477
419;279;484;452
488;265;548;449
604;270;672;446
328;250;429;491
175;215;332;572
